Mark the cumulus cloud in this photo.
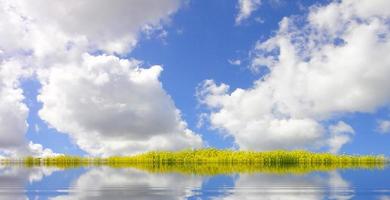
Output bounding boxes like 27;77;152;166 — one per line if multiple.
0;0;201;156
38;54;202;156
199;0;390;152
1;0;180;55
0;0;182;69
235;0;261;25
0;61;28;150
197;79;324;151
377;120;390;134
0;59;56;157
28;142;59;157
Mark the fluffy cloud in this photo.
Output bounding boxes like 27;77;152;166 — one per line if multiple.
199;0;390;152
235;0;261;25
0;0;201;156
0;0;182;69
0;60;56;157
38;54;202;156
0;61;28;150
197;79;325;151
28;142;59;157
1;0;180;55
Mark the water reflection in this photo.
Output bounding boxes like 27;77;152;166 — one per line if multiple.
0;165;58;199
52;167;203;200
0;165;389;200
218;172;353;200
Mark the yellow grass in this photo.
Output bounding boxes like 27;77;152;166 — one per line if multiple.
1;149;386;175
106;149;385;165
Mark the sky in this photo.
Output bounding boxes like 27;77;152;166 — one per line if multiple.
0;0;390;157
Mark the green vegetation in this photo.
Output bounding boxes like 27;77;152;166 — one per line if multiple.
1;149;387;175
106;149;385;165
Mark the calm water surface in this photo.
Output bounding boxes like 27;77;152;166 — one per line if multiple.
0;165;389;200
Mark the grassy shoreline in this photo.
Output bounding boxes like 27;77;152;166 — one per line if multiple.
1;149;386;168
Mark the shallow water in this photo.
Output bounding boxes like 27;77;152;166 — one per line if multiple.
0;165;389;200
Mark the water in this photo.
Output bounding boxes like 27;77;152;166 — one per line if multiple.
0;165;389;200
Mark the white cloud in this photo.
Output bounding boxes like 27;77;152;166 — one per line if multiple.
0;60;28;150
236;0;261;25
0;0;182;76
38;54;202;156
0;0;199;156
377;120;390;134
199;0;390;152
197;79;324;151
0;60;56;157
28;141;59;157
1;0;181;55
328;121;354;154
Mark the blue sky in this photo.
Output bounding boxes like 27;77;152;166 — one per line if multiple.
1;0;390;157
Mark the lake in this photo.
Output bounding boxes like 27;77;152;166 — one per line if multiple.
0;165;389;200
